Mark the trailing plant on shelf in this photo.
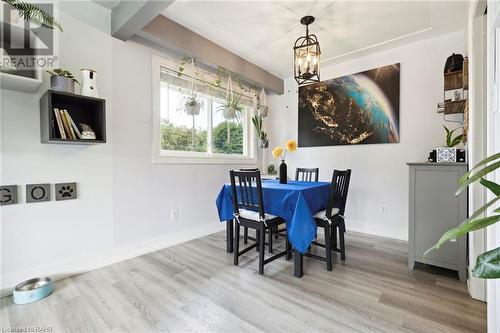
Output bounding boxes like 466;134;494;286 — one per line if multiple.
425;152;500;278
444;125;463;147
252;114;268;148
46;69;79;84
47;69;79;93
2;0;62;31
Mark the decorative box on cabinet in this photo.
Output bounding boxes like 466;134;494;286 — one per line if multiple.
407;162;467;281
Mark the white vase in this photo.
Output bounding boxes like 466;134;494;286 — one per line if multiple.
80;69;98;97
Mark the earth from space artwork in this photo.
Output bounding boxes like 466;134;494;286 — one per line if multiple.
298;64;400;147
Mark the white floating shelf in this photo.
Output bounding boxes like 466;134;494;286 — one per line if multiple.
0;70;42;93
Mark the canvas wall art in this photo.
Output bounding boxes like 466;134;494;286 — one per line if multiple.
298;63;400;147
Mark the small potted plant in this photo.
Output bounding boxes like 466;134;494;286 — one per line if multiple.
47;69;79;93
217;93;244;143
220;93;244;121
267;164;277;175
437;126;463;162
254;88;269;118
184;95;203;116
252;114;269;148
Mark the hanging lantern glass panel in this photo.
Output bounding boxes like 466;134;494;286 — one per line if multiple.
294;16;321;86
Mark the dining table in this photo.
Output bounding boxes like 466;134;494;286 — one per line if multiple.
216;179;331;277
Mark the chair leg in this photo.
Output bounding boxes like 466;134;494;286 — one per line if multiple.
258;227;265;274
339;222;346;261
268;228;273;253
324;226;332;271
256;230;260;252
244;226;248;244
234;222;240;265
331;225;337;251
286;238;292;261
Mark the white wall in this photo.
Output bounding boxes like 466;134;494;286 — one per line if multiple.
1;8;115;290
111;38;238;248
267;31;465;240
0;2;238;293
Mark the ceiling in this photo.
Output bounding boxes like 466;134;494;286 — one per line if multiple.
93;0;121;10
162;1;467;78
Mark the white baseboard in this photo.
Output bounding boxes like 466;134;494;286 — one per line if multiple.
0;222;225;297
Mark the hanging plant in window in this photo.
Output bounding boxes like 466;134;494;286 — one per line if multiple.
176;58;205;148
180;58;204;116
217;76;244;143
254;88;269;118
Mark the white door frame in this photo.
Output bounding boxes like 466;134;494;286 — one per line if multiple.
467;0;488;302
486;1;500;331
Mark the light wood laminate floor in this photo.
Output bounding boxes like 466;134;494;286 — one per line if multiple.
1;231;486;333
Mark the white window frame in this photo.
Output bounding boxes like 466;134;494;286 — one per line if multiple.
152;54;257;165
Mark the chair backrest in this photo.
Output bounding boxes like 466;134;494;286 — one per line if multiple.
326;169;351;217
229;170;265;220
295;168;319;182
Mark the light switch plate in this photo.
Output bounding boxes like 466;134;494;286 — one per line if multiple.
0;185;18;205
26;184;50;203
55;182;77;201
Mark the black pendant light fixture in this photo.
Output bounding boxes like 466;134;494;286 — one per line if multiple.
294;16;321;86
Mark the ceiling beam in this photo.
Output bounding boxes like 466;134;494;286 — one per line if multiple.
138;15;284;95
111;0;175;41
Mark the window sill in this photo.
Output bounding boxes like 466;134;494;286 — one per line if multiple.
152;155;257;165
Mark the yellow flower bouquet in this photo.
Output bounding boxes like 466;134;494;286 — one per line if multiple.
272;139;297;184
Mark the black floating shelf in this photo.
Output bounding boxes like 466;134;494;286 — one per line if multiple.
40;90;106;144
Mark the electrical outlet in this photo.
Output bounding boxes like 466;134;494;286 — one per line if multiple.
170;209;179;221
380;205;388;215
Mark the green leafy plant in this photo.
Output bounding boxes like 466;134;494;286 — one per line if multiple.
218;93;244;120
217;93;244;143
251;114;267;141
267;164;277;175
3;0;62;31
426;152;500;278
212;121;243;154
46;69;79;84
444;126;463;147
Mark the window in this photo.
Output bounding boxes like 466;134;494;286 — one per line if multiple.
152;55;255;164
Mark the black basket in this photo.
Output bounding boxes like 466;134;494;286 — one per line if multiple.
444;53;464;73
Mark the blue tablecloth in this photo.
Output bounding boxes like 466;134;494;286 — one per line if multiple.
216;180;331;253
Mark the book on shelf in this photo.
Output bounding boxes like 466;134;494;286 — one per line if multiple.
62;110;77;140
64;110;82;139
53;108;66;139
59;109;73;140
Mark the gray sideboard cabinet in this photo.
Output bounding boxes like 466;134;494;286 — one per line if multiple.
407;162;468;281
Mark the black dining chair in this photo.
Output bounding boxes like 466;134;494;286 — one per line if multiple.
305;169;351;271
238;168;275;251
230;170;290;274
295;168;319;182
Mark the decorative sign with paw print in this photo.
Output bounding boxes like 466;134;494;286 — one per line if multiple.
55;183;77;201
